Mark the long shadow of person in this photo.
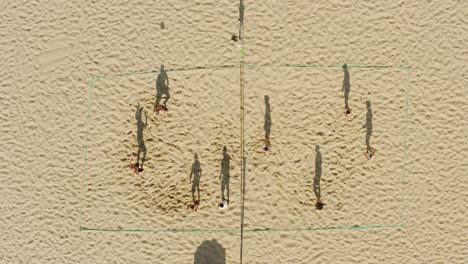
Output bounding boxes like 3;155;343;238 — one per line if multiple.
264;95;271;138
313;145;324;210
220;146;230;201
342;63;351;109
194;239;226;264
155;64;170;107
261;95;272;152
190;152;202;202
363;100;373;152
134;104;147;172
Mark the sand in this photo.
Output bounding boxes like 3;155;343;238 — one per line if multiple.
1;0;467;263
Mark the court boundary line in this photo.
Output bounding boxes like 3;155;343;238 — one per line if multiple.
80;224;404;233
79;75;96;229
91;64;410;80
402;69;410;226
79;65;410;233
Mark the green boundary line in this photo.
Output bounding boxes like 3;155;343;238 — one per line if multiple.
81;65;410;233
282;64;410;70
402;69;411;226
95;65;236;79
80;224;404;233
80;76;96;228
93;64;410;79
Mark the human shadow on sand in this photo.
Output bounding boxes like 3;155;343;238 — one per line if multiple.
363;100;373;151
194;239;226;264
190;152;202;202
342;63;351;109
264;95;271;139
134;104;147;171
313;145;322;202
155;64;170;107
220;146;230;201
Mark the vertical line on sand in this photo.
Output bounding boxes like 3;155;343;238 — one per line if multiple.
239;1;246;263
80;75;96;229
402;69;410;226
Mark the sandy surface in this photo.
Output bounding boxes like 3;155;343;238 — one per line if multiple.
1;0;467;263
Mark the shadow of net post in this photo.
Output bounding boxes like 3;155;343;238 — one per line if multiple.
190;152;202;203
194;239;226;264
220;146;230;201
239;0;244;39
155;64;170;107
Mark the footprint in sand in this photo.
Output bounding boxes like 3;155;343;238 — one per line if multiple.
38;36;73;74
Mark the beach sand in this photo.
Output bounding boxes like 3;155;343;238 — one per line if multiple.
0;0;467;263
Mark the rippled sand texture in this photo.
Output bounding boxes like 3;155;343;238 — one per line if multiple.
84;69;241;231
243;67;407;231
1;0;467;263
